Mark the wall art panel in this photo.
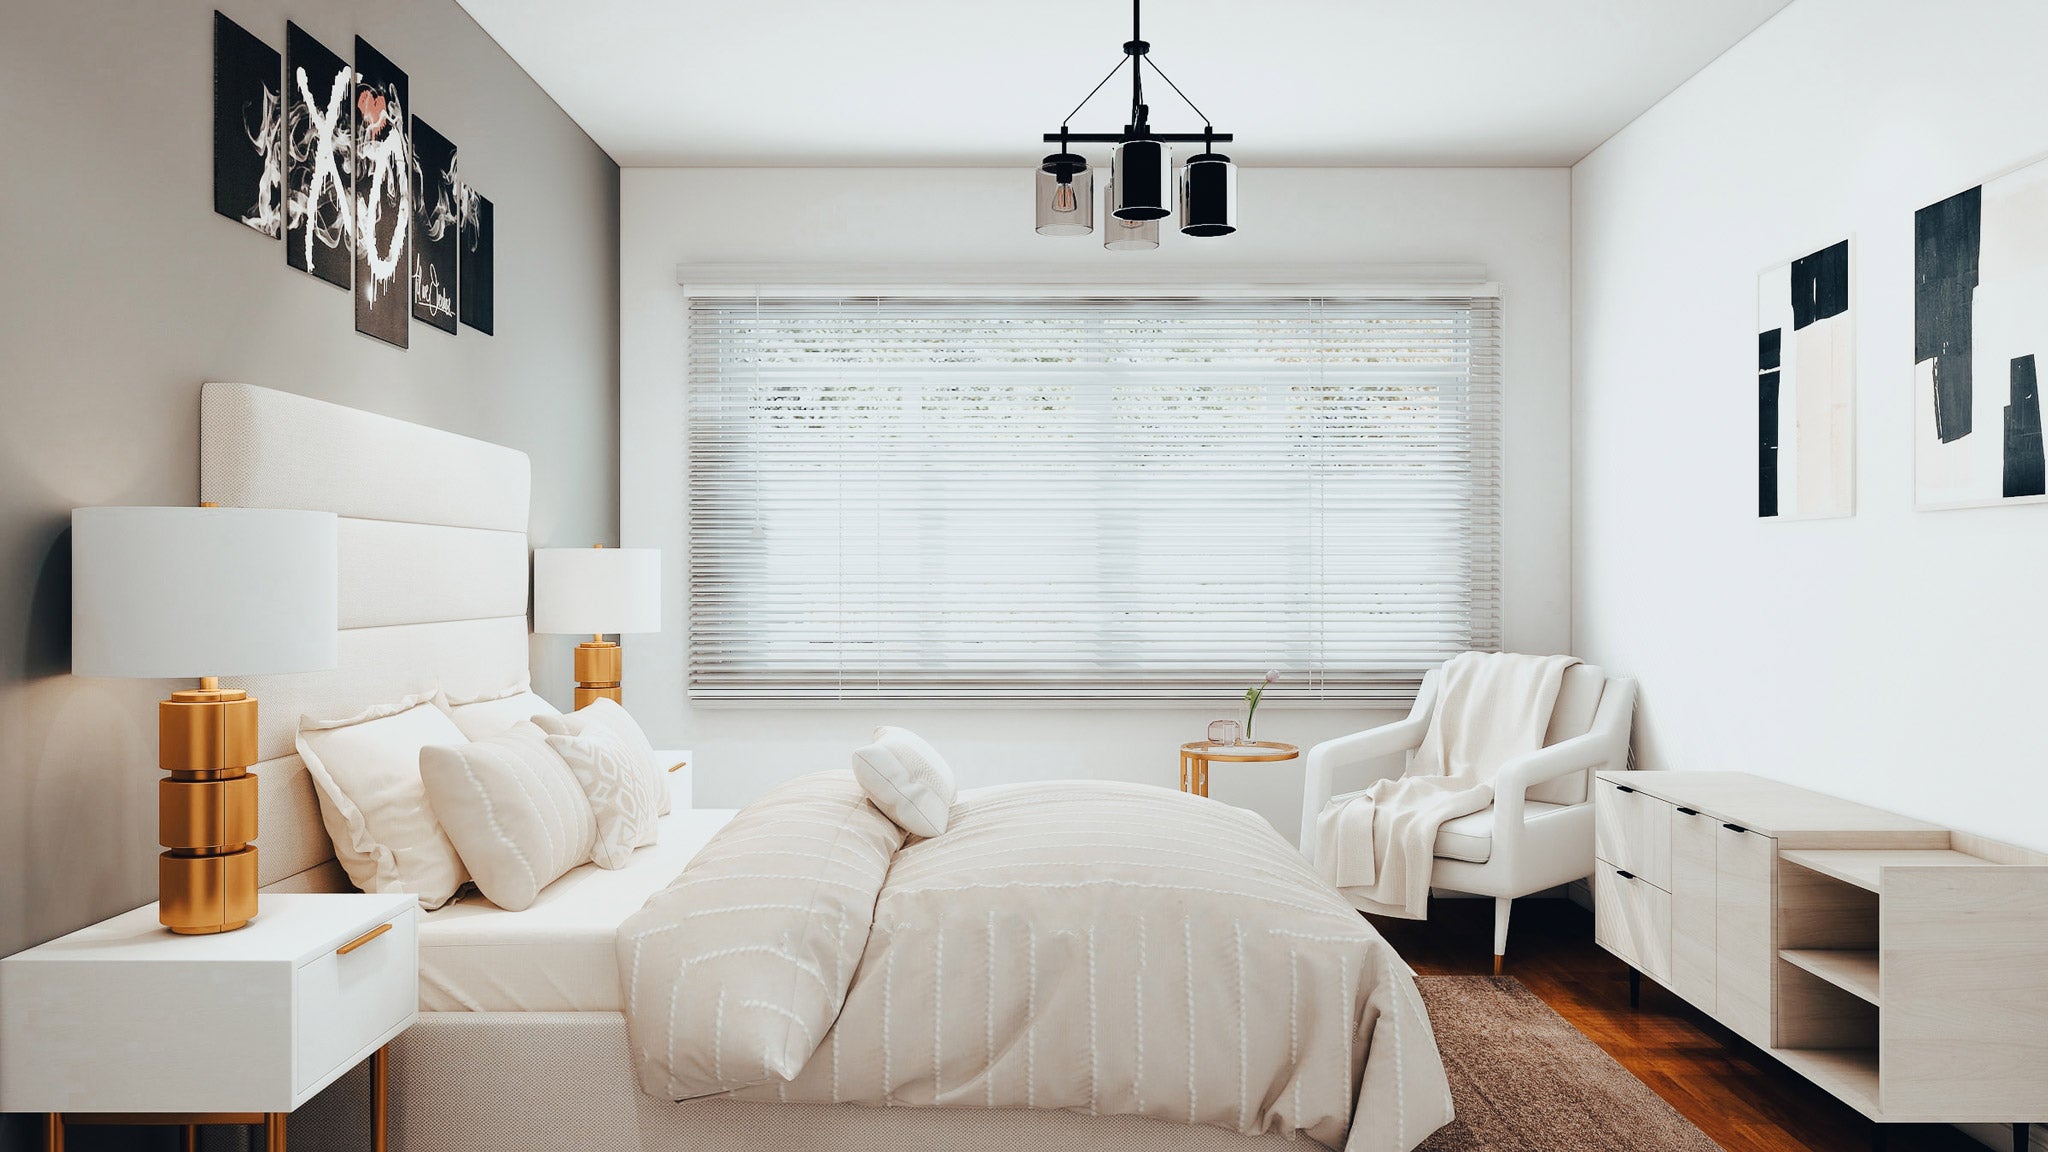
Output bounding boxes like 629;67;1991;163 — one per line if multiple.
1916;157;2048;508
213;12;283;238
284;22;352;288
353;36;410;348
1757;238;1854;518
411;118;458;334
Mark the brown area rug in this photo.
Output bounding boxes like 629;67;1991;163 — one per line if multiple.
1415;976;1722;1151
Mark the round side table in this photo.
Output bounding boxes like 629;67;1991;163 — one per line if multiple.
1178;740;1299;798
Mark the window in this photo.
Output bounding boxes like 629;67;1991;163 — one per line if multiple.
685;294;1500;702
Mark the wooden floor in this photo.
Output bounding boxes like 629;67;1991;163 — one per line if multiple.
1369;898;1990;1152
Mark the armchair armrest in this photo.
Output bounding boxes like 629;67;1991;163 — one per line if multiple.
1487;678;1636;864
1298;674;1439;857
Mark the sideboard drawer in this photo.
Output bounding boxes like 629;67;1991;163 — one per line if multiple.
1594;860;1671;982
1595;778;1673;890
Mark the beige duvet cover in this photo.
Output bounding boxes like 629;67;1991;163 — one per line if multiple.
620;775;1452;1152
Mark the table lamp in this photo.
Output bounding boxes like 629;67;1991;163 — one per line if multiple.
533;545;661;709
71;506;337;935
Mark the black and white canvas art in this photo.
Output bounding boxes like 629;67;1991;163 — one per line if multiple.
1915;158;2048;508
353;37;410;348
284;23;353;288
213;12;283;237
1757;239;1854;518
460;190;494;335
411;118;458;334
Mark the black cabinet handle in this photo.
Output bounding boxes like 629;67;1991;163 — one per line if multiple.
1615;869;1636;880
1723;823;1748;834
1676;807;1698;816
1615;784;1636;794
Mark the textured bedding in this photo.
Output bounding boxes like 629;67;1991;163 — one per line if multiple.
620;773;1452;1151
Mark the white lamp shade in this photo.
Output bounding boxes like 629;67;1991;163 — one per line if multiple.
71;507;338;679
533;548;661;635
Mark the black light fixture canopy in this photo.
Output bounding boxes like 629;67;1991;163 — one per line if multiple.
1034;0;1236;244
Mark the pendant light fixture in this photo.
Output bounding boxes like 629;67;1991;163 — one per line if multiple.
1034;0;1236;246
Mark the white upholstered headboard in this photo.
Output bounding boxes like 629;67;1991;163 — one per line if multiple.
199;382;534;893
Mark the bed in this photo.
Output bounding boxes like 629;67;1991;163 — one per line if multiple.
203;382;1452;1152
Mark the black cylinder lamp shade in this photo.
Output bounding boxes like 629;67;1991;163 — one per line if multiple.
1111;138;1173;220
1035;153;1094;236
1180;152;1236;237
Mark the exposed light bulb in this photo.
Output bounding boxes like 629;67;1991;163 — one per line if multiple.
1052;182;1076;213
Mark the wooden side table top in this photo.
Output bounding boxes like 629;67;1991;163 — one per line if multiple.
1179;740;1300;763
1178;740;1299;797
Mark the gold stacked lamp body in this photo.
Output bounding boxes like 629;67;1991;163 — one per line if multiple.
573;636;624;709
157;676;261;934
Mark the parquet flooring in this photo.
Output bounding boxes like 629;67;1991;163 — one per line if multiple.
1369;898;1992;1152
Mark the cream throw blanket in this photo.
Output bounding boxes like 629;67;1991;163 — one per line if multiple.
1316;652;1581;918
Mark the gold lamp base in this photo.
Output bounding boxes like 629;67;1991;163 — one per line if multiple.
157;679;260;934
574;640;623;709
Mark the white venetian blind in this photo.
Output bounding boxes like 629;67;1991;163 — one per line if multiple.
686;294;1501;702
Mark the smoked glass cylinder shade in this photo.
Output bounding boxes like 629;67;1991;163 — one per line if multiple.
1034;164;1094;236
534;547;663;635
1111;139;1173;220
1180;153;1237;237
1103;181;1159;251
70;507;338;678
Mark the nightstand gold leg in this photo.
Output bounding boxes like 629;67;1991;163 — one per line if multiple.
266;1112;287;1152
372;1044;389;1152
44;1113;62;1152
182;1124;198;1152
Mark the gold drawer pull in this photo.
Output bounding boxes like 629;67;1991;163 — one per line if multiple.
337;922;393;956
668;760;688;773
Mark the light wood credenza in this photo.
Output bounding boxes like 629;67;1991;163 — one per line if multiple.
1591;771;2048;1148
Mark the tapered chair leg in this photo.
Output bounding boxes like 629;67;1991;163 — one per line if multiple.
1492;897;1511;975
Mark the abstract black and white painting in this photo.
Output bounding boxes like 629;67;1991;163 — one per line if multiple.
459;190;494;335
1915;157;2048;508
284;23;353;288
1757;239;1854;518
213;13;283;237
353;37;410;348
410;119;458;334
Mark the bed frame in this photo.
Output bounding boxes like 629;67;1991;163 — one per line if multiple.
203;384;1304;1152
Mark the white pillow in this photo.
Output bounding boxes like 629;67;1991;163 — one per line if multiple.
850;726;957;837
445;679;563;741
547;730;663;869
296;693;471;909
420;730;597;911
533;697;672;814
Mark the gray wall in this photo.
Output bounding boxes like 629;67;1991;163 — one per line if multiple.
0;0;617;1131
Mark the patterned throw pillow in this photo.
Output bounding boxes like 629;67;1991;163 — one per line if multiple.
532;697;672;814
547;729;662;868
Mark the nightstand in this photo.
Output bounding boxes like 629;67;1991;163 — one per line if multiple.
657;747;692;807
0;893;418;1151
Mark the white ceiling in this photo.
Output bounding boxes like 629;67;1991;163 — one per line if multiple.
457;0;1792;168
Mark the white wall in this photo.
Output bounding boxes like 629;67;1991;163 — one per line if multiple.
623;167;1572;842
1573;0;2048;853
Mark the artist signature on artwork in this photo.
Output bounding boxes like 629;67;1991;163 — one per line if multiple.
413;261;455;319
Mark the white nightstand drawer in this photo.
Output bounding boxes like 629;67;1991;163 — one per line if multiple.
0;893;417;1113
295;904;418;1095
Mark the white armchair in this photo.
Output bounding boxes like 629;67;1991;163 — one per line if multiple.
1300;662;1637;972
